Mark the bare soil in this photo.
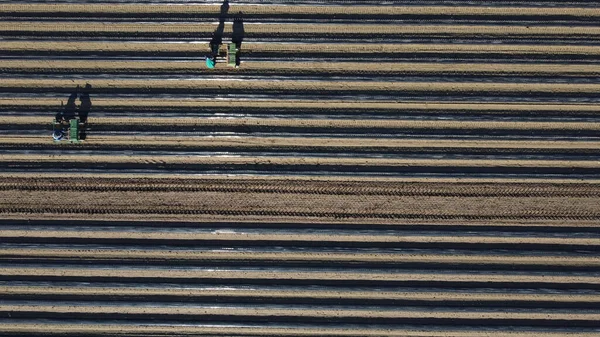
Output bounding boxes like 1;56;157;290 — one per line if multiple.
2;60;599;76
2;4;599;17
2;98;600;113
4;135;600;150
2;78;599;95
3;22;600;36
1;176;599;224
3;41;600;56
2;323;596;337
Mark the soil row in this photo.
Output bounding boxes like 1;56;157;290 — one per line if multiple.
1;153;599;168
1;323;594;337
3;248;599;266
2;60;599;76
2;175;600;197
3;303;600;321
1;182;598;223
2;212;595;226
3;98;599;113
2;22;600;36
2;230;597;246
3;41;599;55
2;267;598;284
6;136;600;150
2;79;599;94
5;116;600;131
2;4;599;17
1;171;597;184
4;285;597;303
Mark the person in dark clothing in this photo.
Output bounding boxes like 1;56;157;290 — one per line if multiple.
206;0;229;68
231;12;244;67
79;84;92;124
232;12;244;49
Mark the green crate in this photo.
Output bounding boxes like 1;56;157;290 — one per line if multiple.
69;119;79;143
227;43;238;67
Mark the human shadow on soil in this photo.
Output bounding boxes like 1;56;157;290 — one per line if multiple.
209;0;229;55
63;91;78;120
79;83;92;124
57;84;91;122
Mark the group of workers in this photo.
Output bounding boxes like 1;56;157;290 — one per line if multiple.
53;4;241;141
53;84;92;141
205;4;243;69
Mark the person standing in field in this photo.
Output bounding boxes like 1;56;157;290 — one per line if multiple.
206;0;229;68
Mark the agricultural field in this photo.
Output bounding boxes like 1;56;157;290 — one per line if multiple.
0;0;599;336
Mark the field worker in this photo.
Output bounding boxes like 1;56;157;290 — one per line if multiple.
206;37;221;69
53;88;78;141
205;0;227;69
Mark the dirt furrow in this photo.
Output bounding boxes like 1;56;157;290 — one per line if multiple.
1;176;600;198
2;172;599;184
1;186;598;223
4;181;600;197
4;212;595;226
